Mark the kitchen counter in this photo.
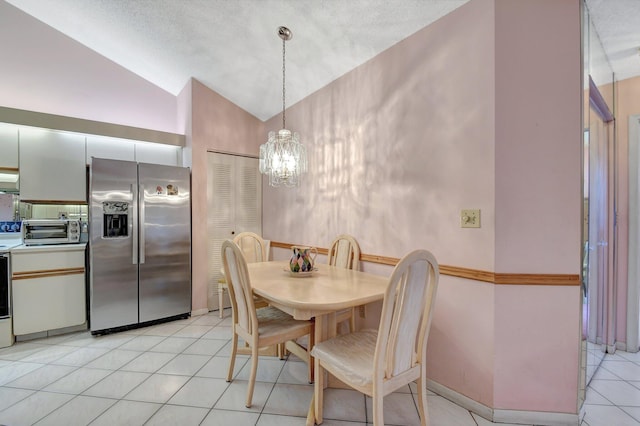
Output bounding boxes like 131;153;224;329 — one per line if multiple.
11;243;86;253
0;234;23;252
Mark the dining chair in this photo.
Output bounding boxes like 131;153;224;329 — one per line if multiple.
327;234;361;332
311;249;439;425
218;232;268;318
221;239;314;407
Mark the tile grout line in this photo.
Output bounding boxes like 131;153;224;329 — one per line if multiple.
254;350;287;424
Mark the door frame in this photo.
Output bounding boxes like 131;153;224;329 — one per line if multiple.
627;115;640;352
586;77;616;351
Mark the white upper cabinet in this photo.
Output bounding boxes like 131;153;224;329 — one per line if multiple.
86;136;181;167
135;142;182;166
13;123;182;202
19;128;87;203
0;123;19;169
86;135;135;164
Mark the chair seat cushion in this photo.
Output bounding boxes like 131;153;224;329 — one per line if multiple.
256;306;311;338
311;329;377;387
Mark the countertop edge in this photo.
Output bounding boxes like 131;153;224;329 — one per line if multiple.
11;243;87;253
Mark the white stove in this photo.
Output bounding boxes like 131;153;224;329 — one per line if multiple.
0;235;22;252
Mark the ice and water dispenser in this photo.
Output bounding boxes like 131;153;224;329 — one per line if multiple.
103;201;129;238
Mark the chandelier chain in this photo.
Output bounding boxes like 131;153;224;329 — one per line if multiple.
282;35;286;130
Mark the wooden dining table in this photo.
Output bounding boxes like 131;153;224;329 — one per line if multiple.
247;260;389;425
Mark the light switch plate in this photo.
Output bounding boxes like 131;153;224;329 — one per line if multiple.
461;209;481;228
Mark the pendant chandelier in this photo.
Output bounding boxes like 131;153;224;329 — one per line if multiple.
259;26;307;187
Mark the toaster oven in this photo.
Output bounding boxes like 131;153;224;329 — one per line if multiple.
22;219;81;245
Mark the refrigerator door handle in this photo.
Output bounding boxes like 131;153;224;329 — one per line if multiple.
132;183;138;265
140;184;145;264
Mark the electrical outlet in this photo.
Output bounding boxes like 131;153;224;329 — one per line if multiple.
461;209;481;228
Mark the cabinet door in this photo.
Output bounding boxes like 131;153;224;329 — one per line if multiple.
12;248;86;335
0;124;19;169
206;153;262;311
86;135;135;164
135;142;182;166
207;153;235;301
234;155;262;235
19;128;87;202
12;274;86;335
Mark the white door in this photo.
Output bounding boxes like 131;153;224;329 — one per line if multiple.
206;152;262;311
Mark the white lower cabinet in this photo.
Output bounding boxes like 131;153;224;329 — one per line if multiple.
0;319;13;348
11;245;86;335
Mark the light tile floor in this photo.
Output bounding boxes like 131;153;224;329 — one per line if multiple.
583;349;640;426
0;310;630;426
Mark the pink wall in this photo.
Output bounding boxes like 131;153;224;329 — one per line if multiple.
493;0;582;411
495;286;580;411
189;79;263;312
263;0;496;271
0;1;180;134
494;0;582;273
263;0;582;414
429;276;496;405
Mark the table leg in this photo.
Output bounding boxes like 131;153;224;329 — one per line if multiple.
306;398;315;426
310;312;336;425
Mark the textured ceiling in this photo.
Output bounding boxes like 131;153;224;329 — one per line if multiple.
4;0;469;121
4;0;639;122
585;0;640;82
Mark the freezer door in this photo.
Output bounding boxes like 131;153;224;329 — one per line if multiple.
138;163;191;322
90;158;139;332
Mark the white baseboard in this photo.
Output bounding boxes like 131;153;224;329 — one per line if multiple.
426;379;493;420
493;409;578;426
191;308;209;317
616;341;627;352
426;380;579;426
15;322;88;342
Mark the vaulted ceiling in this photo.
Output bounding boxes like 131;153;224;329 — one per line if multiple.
4;0;639;121
3;0;470;121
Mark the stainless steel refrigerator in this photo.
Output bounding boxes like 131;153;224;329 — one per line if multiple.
90;158;191;334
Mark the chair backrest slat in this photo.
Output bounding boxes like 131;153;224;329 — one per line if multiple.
222;240;258;335
374;250;439;380
233;232;268;263
328;234;360;270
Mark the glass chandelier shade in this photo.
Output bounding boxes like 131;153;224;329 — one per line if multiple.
259;26;307;188
259;129;307;187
